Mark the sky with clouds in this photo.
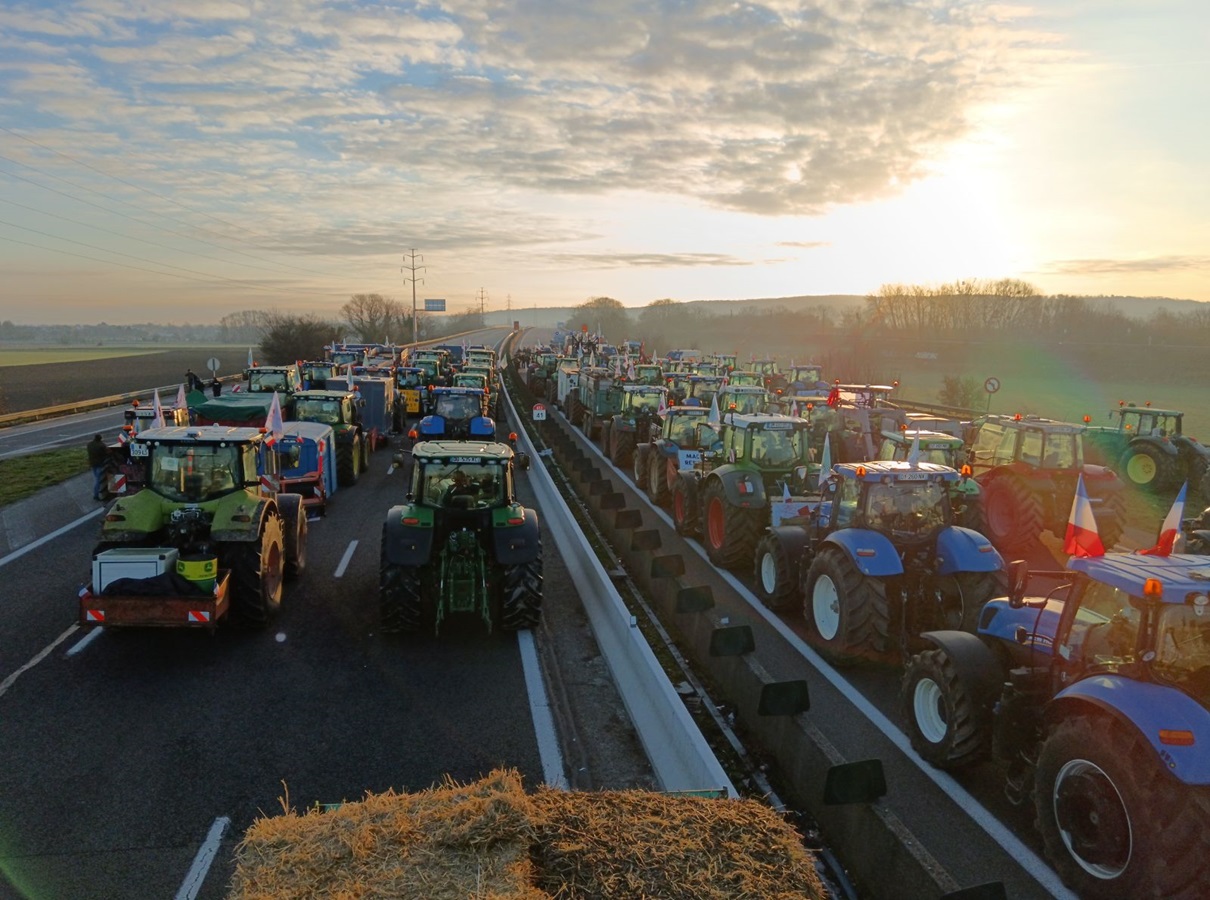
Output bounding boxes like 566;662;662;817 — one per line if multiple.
0;0;1206;324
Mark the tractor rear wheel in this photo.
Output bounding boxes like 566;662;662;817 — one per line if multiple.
500;551;543;630
612;429;636;467
900;648;992;769
702;480;757;568
227;513;285;628
1118;443;1175;491
803;549;890;666
937;570;1006;633
753;532;798;611
672;479;699;537
1035;715;1210;900
981;475;1042;552
648;453;671;506
337;435;362;487
633;444;650;490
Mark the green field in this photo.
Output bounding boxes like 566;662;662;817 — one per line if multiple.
0;348;166;367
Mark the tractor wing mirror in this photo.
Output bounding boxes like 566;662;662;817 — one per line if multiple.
1007;560;1029;609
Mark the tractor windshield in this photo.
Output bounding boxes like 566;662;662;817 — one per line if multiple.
624;390;664;412
864;481;949;538
248;371;290;393
149;443;243;502
749;428;805;469
667;414;705;448
722;392;764;415
294;398;344;425
1153;602;1210;702
435;394;482;420
417;461;506;509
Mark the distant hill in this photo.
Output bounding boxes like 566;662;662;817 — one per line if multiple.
489;293;1203;328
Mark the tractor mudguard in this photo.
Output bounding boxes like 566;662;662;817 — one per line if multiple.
469;416;495;438
918;630;1004;711
976;596;1064;650
492;509;541;565
706;466;769;508
767;525;810;563
418;415;445;436
1047;676;1210;785
821;530;904;577
934;526;1004;576
211;498;274;542
382;506;434;566
1129;436;1179;459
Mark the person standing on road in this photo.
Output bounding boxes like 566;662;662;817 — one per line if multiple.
211;378;221;398
87;434;108;501
186;368;203;392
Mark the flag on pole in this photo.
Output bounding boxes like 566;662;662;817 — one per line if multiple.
614;358;622;378
247;347;254;367
1064;474;1106;558
265;392;285;443
1138;482;1188;556
627;362;636;380
782;479;791;501
151;391;165;428
789;400;799;418
346;366;354;390
657;392;668;415
907;432;921;466
707;393;721;426
175;384;188;409
819;432;832;483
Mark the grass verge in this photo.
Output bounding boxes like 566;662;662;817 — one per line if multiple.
0;448;89;507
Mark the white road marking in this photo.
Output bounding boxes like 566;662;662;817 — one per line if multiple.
0;625;79;699
174;816;231;900
66;627;104;657
518;629;568;789
0;507;104;570
334;540;358;578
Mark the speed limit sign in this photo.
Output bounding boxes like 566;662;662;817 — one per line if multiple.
984;377;1001;394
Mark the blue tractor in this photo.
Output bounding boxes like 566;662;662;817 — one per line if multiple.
413;386;495;441
900;554;1210;899
785;461;1005;664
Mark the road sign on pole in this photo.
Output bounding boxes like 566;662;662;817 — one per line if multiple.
532;403;547;421
207;357;221;374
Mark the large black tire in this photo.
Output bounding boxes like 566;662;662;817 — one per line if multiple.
701;480;760;568
937;570;1006;633
900;648;992;768
672;479;700;537
956;492;985;533
226;513;285;628
336;435;362;487
633;444;650;490
803;549;890;666
981;474;1043;552
1117;442;1176;491
379;561;426;633
500;551;543;630
1097;488;1127;551
565;394;581;426
648;452;671;506
1034;715;1210;900
611;429;637;467
278;494;308;579
753;531;798;611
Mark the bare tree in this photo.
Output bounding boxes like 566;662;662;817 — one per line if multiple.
258;313;341;364
571;297;631;343
341;293;407;342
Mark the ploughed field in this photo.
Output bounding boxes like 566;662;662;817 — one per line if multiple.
0;346;235;413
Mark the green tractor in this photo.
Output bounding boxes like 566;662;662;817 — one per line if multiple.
292;389;369;487
877;428;982;531
379;440;541;634
672;412;815;568
602;384;667;467
1082;402;1210;496
574;368;624;441
87;426;307;628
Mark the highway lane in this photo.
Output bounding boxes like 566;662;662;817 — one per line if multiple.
0;444;552;899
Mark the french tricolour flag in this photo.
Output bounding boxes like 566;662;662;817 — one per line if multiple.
1138;481;1187;557
1064;473;1105;558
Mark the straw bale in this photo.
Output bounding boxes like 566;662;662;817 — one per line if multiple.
228;769;825;900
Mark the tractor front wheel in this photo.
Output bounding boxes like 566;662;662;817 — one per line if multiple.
633;444;650;490
803;549;890;666
1035;715;1210;900
900;648;992;769
672;479;699;537
500;550;543;630
227;513;285;628
1118;443;1175;491
702;480;757;568
981;475;1042;552
648;453;671;506
753;532;798;611
337;435;362;487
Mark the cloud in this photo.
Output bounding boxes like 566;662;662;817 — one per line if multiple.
776;240;830;249
0;0;1057;219
547;251;751;269
1045;256;1210;275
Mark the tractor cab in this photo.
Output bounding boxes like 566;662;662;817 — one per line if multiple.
726;370;765;388
299;361;339;390
415;387;493;441
685;375;725;407
716;385;769;416
122;426;277;508
819;461;957;542
245;364;303;396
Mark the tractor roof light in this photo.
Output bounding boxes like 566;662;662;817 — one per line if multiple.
1144;578;1164;599
1013;413;1022;421
856;465;867;477
1083;415;1091;423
